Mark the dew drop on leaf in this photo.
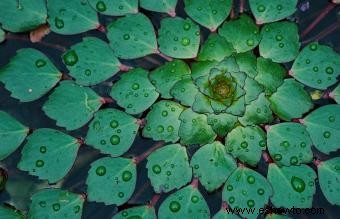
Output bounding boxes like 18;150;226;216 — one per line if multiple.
247;175;255;184
35;59;46;68
36;160;44;167
291;176;306;193
118;192;124;198
110;120;119;128
132;83;139;90
54;17;64;29
152;165;161;174
191;195;199;203
96;166;106;176
323;131;331;138
96;1;106;12
290;156;298;165
39;146;47;153
257;188;265;195
122;171;132;182
110;135;120;145
257;5;266;12
229;196;235;203
63;50;78;66
52;203;61;211
247;199;255;207
181;37;190;46
169;201;181;212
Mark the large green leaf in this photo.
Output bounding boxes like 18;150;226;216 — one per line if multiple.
249;0;297;24
207;113;237;137
86;157;136;205
170;78;199;107
62;37;120;86
110;68;159;114
140;0;177;14
267;164;316;208
303;105;340;154
0;111;28;161
184;0;232;31
318;157;340;205
269;79;313;121
0;0;47;32
0;205;24;219
43;81;103;130
243;77;264;104
146;144;192;193
290;43;340;90
18;128;80;183
219;15;260;53
88;0;138;16
85;109;139;157
47;0;99;34
107;13;157;59
267;123;313;166
158;17;200;59
222;167;273;219
225;126;266;166
331;85;340;104
158;185;210;219
112;205;157;219
191;141;237;192
259;22;300;63
143;101;185;143
28;188;84;219
0;48;61;102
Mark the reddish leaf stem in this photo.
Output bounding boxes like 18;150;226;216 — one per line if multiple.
168;9;176;17
100;97;114;104
133;141;164;164
313;159;322;166
77;138;84;146
190;178;199;188
262;151;273;163
239;0;245;13
136;118;146;127
230;0;235;18
302;22;340;44
155;49;173;62
119;64;133;72
97;24;107;33
148;193;161;207
221;201;229;210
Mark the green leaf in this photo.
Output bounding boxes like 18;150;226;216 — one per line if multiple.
267;164;316;208
207;113;237;137
303;105;340;154
140;0;177;14
88;0;138;16
62;37;120;86
28;188;84;219
42;81;103;130
184;0;232;31
192;92;214;113
47;0;99;34
249;0;297;24
243;77;263;104
0;205;24;219
222;167;273;219
107;13;157;59
170;78;199;107
149;60;191;99
86;157;136;205
191;61;218;80
290;42;340;90
219;15;260;53
318;157;340;205
197;33;234;62
85;109;139;157
18;128;80;183
0;48;61;102
147;144;192;193
234;51;257;78
0;111;28;161
158;17;200;58
110;68;159;114
179;108;216;145
269;79;313;121
212;209;241;219
191;141;237;192
225;126;266;166
0;0;47;32
158;185;210;219
331;84;340;103
259;22;300;63
112;205;157;219
267;122;313;166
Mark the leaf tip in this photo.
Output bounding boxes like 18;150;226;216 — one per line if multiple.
168;10;176;17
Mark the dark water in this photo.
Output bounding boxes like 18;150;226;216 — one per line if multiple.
0;0;339;218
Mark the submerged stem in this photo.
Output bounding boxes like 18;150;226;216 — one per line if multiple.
302;23;340;44
133;141;164;164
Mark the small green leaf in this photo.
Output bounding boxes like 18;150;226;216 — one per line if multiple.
219;15;260;53
62;37;120;86
269;79;313;121
331;84;340;103
42;81;103;130
191;141;237;192
318;157;340;205
290;42;340;90
225;126;266;166
140;0;177;14
112;205;157;219
0;205;24;219
149;60;191;99
207;113;237;137
184;0;232;31
192;92;214;113
158;17;200;58
259;22;300;63
243;77;263;104
86;157;136;205
107;13;157;59
267;123;313;166
234;51;257;78
0;0;47;32
85;109;139;157
222;167;273;219
143;101;185;143
212;209;241;219
147;144;192;193
191;61;218;80
0;48;61;102
267;164;316;208
18;128;80;183
0;111;28;161
170;78;199;107
179;108;216;145
88;0;138;16
303;105;340;154
249;0;297;24
197;33;234;61
110;68;159;114
158;185;210;219
47;0;98;34
28;188;84;218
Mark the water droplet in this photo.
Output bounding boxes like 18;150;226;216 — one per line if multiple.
40;146;47;153
256;108;261;113
241;141;248;149
257;188;265;195
118;192;124;198
279;43;284;48
162;111;168;117
309;43;317;51
39;201;46;207
257;5;266;12
181;37;190;46
317;79;322;84
274;154;282;161
290;156;298;165
275;34;283;41
122;211;128;217
96;166;106;176
110;120;119;128
122;171;132;182
110;135;120;145
157;125;164;133
118;5;123;10
246;39;254;46
183;23;191;30
281;141;290;147
194;164;199;169
313;66;319;72
63;50;78;66
96;1;106;12
52;203;60;211
323;131;331;138
259;140;266;147
132;83;139;90
195;31;200;36
247;199;255;208
54;17;64;29
93;121;100;130
227;185;233;191
100;140;106;145
167;125;174;132
305;59;311;64
35;59;46;68
247;176;255;184
144;93;149;97
84;69;91;76
36;160;44;167
325;67;334;74
197;7;202;11
169;201;181;212
228;196;235;204
291;176;306;193
123;34;130;40
277;4;283;10
328;116;335;122
166;171;171;176
152;165;161;174
74;205;81;214
300;142;306;148
212;10;217;14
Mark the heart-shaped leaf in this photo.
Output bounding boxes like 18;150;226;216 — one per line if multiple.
0;205;24;219
207;113;237;137
170;78;199;107
85;109;139;157
86;157;136;205
42;81;103;130
112;205;157;219
88;0;138;16
140;0;177;14
0;48;61;102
